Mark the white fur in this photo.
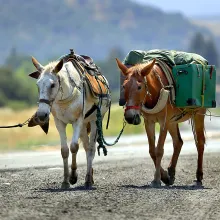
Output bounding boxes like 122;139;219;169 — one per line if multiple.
34;59;110;188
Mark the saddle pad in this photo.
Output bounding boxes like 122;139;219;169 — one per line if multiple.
85;73;109;98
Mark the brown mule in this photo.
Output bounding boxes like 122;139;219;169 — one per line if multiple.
116;58;206;187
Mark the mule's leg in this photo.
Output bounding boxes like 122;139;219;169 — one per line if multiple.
84;121;97;188
69;119;83;185
54;118;69;189
144;120;169;185
167;124;183;185
152;126;168;187
193;113;206;186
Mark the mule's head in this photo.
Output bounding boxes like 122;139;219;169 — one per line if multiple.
116;58;155;125
29;57;64;123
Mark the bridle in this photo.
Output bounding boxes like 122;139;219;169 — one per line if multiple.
124;76;150;112
37;75;62;108
37;62;83;109
125;105;141;111
38;98;54;107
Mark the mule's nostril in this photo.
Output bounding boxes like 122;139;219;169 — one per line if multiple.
133;114;141;125
45;113;48;118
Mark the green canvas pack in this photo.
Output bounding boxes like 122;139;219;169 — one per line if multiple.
119;49;216;108
123;49;208;66
172;64;216;108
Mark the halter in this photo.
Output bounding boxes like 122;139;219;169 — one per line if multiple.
37;75;62;108
124;76;150;112
38;98;54;106
125;105;141;111
38;62;85;114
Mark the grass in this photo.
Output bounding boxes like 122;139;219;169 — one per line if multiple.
0;104;218;152
0;104;146;152
0;107;61;152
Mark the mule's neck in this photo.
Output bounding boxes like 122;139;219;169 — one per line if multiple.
144;66;163;108
55;65;82;102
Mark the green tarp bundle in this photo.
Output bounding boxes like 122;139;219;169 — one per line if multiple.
123;49;208;67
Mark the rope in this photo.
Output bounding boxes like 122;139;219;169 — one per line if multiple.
95;105;126;156
0;118;30;128
197;109;220;118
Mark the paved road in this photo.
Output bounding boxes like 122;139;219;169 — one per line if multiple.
0;121;220;220
1;148;220;219
0;129;220;170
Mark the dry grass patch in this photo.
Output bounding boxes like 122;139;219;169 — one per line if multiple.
0;104;146;152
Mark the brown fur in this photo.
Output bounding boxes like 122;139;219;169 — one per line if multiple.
87;122;91;134
117;58;206;186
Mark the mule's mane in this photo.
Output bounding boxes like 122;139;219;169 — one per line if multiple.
128;62;153;76
43;61;60;75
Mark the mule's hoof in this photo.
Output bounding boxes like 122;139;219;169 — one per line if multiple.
161;171;171;186
61;181;70;189
167;167;175;186
192;180;203;188
84;181;94;189
150;180;161;188
168;177;175;186
85;174;94;188
69;171;78;185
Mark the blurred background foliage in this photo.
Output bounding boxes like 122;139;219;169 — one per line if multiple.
0;31;219;108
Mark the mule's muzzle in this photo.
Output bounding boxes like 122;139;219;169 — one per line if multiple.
28;111;50;134
36;112;49;123
125;114;141;125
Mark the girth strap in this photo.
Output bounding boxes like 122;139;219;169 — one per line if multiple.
85;104;98;119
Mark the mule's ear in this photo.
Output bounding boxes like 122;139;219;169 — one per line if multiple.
53;59;63;74
32;56;44;72
28;71;41;79
116;58;128;75
141;59;156;77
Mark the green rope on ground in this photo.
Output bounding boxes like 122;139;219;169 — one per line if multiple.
96;105;126;156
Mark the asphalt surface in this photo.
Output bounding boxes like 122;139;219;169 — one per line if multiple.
1;136;220;219
1;152;220;220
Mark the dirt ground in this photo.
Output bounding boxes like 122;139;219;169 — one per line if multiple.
1;153;220;220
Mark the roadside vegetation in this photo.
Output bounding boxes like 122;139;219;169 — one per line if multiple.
0;104;147;152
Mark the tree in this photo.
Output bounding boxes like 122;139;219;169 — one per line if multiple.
96;47;125;102
0;67;18;107
204;39;219;67
5;47;30;71
0;50;38;109
188;32;219;67
189;32;206;56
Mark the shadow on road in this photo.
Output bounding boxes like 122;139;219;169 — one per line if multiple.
37;185;97;193
120;184;211;190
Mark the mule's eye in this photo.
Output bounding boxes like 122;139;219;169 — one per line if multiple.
138;85;141;90
51;83;55;89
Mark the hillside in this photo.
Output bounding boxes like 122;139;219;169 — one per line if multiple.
192;15;220;37
191;16;220;53
0;0;212;62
